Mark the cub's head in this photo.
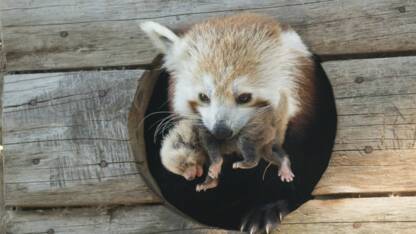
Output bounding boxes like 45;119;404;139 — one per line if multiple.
141;14;310;139
160;133;205;181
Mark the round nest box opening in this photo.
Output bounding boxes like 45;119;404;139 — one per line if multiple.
128;57;337;231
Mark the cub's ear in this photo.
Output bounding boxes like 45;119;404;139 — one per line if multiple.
140;21;180;53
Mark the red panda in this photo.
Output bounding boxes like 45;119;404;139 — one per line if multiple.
141;13;315;149
141;13;331;233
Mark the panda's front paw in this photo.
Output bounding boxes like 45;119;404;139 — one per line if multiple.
240;200;289;234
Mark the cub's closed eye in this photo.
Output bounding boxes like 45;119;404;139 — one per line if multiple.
199;93;210;103
236;93;252;104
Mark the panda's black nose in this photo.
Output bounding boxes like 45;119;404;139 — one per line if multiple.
212;122;233;140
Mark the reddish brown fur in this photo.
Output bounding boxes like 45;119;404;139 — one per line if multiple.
188;100;199;114
287;56;316;132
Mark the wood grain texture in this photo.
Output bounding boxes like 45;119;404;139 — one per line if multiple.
2;70;161;207
5;205;239;234
5;197;416;234
277;196;416;233
1;0;415;71
0;26;6;234
314;56;416;196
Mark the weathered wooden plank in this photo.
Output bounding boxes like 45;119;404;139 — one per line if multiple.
280;223;416;234
5;205;239;234
7;197;416;234
0;25;6;234
278;197;416;234
1;0;415;71
314;56;416;196
2;70;161;207
314;150;416;195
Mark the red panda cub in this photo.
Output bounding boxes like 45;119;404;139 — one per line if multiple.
160;118;219;191
160;119;206;182
161;94;294;192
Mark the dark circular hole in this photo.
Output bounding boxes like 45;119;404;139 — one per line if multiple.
59;31;69;38
32;158;40;165
142;56;337;230
355;76;364;84
99;160;108;168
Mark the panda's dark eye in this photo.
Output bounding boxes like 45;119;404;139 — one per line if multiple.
236;93;252;104
199;93;210;103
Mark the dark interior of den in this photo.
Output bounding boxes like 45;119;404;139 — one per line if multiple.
143;57;337;230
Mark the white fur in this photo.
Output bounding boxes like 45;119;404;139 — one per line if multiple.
280;30;311;56
201;74;215;95
198;73;257;134
174;76;197;115
199;99;254;135
140;22;189;116
140;21;180;52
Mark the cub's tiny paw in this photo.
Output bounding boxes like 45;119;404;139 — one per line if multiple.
195;184;207;192
278;166;295;182
208;159;223;179
183;165;204;181
196;179;218;192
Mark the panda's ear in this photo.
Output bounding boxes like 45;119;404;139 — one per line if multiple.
140;21;180;53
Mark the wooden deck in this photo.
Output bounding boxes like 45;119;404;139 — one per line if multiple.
1;0;416;233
